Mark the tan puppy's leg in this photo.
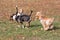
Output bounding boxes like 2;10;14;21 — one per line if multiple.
44;25;49;31
41;22;49;31
49;24;54;29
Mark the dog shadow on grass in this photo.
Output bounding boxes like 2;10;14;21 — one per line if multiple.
54;26;60;30
30;25;60;31
30;24;42;28
48;26;60;31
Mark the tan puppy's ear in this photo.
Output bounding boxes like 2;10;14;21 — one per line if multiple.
16;8;24;16
18;9;23;13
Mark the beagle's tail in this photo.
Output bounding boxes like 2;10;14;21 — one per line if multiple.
16;5;18;14
29;10;33;17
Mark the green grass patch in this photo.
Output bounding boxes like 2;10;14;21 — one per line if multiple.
0;20;60;40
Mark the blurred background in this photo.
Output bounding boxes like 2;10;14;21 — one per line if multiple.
0;0;60;21
0;0;60;40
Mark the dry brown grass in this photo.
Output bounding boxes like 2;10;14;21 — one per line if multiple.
0;0;60;21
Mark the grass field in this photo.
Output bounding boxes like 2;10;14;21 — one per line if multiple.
0;0;60;40
0;19;60;40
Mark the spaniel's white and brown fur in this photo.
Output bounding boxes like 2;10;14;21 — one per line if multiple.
35;12;54;31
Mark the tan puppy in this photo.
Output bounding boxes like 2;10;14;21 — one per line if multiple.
35;12;54;31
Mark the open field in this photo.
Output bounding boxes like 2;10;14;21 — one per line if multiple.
0;20;60;40
0;0;60;40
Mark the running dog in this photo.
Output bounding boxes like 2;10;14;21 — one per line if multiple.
10;6;33;28
16;10;33;28
35;11;55;31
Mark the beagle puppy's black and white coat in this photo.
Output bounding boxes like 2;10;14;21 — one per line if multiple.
10;6;33;28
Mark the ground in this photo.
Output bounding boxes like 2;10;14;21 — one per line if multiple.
0;20;60;40
0;0;60;40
